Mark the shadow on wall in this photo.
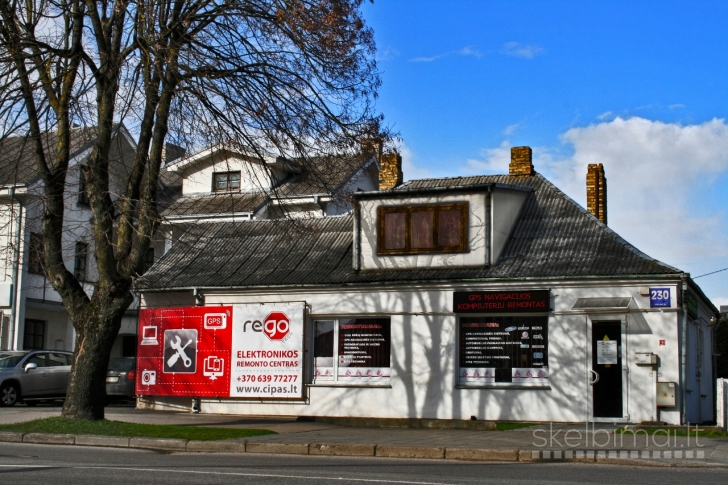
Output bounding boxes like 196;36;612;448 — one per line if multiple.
313;289;589;422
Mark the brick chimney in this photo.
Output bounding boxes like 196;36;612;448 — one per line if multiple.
509;146;534;177
379;153;402;190
586;163;607;224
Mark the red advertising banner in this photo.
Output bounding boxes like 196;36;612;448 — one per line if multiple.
136;303;305;399
136;306;233;397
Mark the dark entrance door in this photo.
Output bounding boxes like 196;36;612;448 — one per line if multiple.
591;321;623;418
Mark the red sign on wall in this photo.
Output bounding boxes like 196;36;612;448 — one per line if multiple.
136;306;233;397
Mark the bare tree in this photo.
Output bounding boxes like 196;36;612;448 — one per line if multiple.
0;0;387;419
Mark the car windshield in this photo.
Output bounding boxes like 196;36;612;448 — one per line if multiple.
108;358;135;371
0;352;28;368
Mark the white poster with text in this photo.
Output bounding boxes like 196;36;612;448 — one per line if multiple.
230;303;304;398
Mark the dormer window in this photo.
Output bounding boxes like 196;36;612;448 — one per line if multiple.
213;171;241;192
377;203;468;255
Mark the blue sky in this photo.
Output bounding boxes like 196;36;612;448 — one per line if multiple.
361;1;728;306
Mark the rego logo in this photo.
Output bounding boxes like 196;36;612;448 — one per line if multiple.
141;370;156;385
264;311;290;341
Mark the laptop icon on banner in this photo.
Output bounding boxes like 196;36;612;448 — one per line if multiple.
141;326;158;345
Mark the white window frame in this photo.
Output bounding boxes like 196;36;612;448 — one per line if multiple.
309;317;392;387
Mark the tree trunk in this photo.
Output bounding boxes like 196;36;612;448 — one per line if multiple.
62;294;133;420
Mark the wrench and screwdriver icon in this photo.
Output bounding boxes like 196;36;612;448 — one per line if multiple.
167;335;193;368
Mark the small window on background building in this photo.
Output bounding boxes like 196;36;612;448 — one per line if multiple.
24;319;45;350
74;242;88;281
312;318;391;383
77;165;89;205
377;203;468;255
28;233;45;275
213;171;241;192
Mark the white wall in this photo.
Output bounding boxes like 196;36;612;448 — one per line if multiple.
181;153;284;195
141;279;706;424
356;186;530;271
358;192;487;270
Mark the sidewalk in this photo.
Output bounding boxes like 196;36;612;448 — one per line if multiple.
2;405;727;467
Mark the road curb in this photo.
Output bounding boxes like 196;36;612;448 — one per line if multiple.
129;437;187;451
445;448;519;462
186;440;246;453
23;433;75;445
6;432;727;467
245;442;310;455
0;432;24;443
310;443;376;456
375;445;445;459
75;435;130;448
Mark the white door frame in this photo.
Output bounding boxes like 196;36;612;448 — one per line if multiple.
587;313;630;423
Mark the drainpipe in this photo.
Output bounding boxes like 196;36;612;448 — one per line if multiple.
485;186;492;265
353;200;361;271
8;187;23;350
680;274;689;424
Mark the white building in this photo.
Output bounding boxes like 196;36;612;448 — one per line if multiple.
137;147;718;425
0;131;381;358
0;127;141;355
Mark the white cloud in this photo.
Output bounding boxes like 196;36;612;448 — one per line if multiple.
597;111;614;120
501;42;544;60
669;104;686;110
410;45;482;63
410;54;446;63
502;123;519;135
544;117;728;290
462;140;511;175
460;117;728;300
456;45;482;58
376;46;400;62
398;142;434;181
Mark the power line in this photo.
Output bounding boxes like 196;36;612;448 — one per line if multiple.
693;267;728;279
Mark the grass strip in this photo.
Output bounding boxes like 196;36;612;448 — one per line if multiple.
495;422;537;431
0;417;275;441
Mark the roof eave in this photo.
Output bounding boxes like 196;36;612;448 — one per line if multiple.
135;272;687;293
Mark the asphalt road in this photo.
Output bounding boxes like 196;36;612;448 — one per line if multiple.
0;442;726;485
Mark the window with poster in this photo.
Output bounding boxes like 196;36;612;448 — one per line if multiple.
311;318;390;384
458;316;549;387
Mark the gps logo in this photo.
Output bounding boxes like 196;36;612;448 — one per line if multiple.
264;311;290;341
204;313;227;330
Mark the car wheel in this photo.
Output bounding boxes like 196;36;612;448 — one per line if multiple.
24;400;38;407
0;383;20;407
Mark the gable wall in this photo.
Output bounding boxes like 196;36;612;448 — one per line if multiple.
182;154;282;195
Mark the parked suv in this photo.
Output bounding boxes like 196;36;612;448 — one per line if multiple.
0;350;73;406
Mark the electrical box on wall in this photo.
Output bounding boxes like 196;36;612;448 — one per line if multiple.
656;382;676;407
635;352;657;366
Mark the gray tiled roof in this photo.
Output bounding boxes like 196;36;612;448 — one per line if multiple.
137;173;681;290
162;192;268;217
272;154;372;197
0;127;98;186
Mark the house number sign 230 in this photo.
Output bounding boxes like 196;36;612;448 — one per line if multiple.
650;288;671;308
